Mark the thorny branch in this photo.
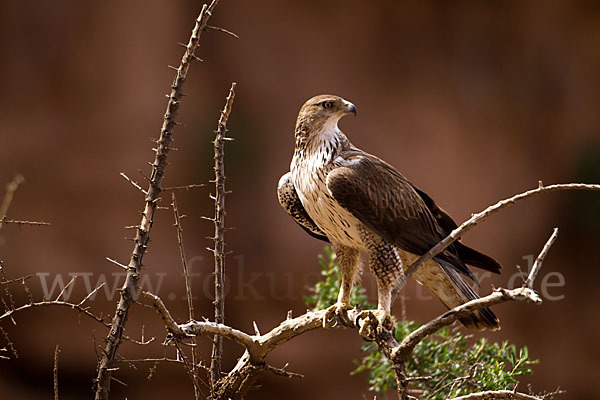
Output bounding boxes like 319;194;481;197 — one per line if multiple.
93;2;221;399
0;295;109;327
146;179;600;399
0;217;51;227
209;82;236;387
171;193;201;400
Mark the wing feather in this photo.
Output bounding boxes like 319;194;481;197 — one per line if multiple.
278;172;329;243
326;152;477;281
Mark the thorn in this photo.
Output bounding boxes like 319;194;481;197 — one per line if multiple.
177;42;188;48
120;173;148;195
287;310;292;320
538;180;544;188
137;170;151;182
205;25;239;39
106;257;128;270
190;54;203;62
167;65;179;71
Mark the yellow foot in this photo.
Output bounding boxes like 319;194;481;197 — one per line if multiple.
322;302;354;328
355;309;394;341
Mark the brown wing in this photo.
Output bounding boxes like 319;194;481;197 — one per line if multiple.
278;172;329;243
326;152;477;281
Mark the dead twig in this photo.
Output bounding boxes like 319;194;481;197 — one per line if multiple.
53;345;60;400
0;217;50;227
527;228;558;289
162;183;205;191
171;193;201;399
209;82;236;387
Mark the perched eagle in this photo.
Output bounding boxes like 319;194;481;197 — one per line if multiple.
278;94;502;332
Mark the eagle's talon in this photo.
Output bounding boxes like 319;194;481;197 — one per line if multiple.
355;309;394;340
323;302;353;328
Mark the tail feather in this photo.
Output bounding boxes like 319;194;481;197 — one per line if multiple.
438;261;500;331
455;242;502;274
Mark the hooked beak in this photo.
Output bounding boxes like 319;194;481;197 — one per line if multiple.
343;100;357;116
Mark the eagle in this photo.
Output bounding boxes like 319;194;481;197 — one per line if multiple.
277;94;502;334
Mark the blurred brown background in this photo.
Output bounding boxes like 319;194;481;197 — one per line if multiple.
1;0;599;399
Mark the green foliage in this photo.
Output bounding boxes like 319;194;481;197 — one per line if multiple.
306;247;539;399
353;325;538;398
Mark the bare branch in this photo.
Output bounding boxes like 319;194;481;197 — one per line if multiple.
205;25;239;38
265;363;304;379
94;2;222;398
171;194;195;322
78;283;107;307
53;345;60;400
54;276;77;302
449;390;543;400
105;257;128;270
120;172;148;195
171;193;201;399
0;299;108;327
0;217;51;227
210;82;236;387
404;183;600;283
527;228;558;289
143;292;186;336
162;183;205;191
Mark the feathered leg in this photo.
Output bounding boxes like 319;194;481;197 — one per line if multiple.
356;232;403;338
323;243;359;328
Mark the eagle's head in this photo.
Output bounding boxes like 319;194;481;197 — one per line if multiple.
295;95;357;142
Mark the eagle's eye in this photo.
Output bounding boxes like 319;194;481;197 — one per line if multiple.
321;101;334;110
